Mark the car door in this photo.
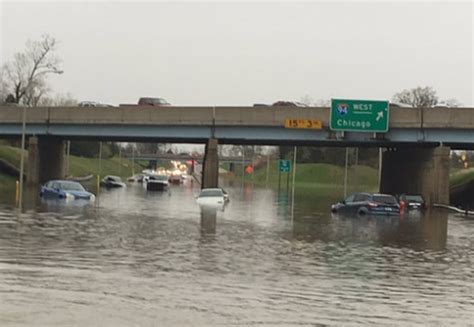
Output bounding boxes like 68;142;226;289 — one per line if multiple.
338;194;355;214
43;181;57;197
350;193;370;214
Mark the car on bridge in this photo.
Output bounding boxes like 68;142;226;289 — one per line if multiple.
40;180;95;201
331;192;400;216
272;101;308;107
78;101;113;107
138;97;171;106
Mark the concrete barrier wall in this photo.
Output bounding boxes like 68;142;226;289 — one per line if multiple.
0;106;473;129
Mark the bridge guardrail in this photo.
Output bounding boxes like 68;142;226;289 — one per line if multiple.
0;106;473;129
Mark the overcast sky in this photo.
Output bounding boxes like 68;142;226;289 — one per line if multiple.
1;1;473;106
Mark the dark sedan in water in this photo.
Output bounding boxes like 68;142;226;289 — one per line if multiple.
398;194;426;211
40;180;95;201
331;192;400;216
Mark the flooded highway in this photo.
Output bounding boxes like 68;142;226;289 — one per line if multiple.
0;181;473;326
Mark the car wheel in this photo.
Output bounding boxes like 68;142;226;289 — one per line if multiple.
357;207;368;216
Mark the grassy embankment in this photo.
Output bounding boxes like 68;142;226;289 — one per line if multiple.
450;167;474;189
227;162;379;200
0;145;143;188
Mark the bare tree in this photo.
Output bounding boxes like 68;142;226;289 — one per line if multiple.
2;34;63;105
299;95;314;106
392;86;438;108
39;92;78;106
440;98;462;108
299;95;330;107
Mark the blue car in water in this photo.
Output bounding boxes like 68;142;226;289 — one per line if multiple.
40;180;95;201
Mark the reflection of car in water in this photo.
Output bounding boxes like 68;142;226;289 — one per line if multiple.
331;192;400;216
398;194;426;211
100;175;126;188
40;180;95;201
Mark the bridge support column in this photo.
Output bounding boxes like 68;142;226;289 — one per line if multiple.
380;146;450;206
201;138;219;189
37;137;65;184
27;136;39;187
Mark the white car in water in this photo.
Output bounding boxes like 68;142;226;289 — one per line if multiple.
196;188;229;207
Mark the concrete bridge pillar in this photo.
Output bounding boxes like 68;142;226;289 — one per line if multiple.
36;137;65;184
201;138;219;189
380;146;450;206
27;136;39;187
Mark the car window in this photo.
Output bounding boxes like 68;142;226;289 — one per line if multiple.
405;195;424;202
353;194;369;202
373;195;398;204
200;189;224;197
345;195;355;203
157;175;168;181
58;182;85;191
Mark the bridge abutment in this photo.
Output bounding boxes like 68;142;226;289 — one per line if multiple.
380;146;450;206
201;138;219;189
27;136;65;186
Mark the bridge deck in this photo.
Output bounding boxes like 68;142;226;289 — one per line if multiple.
0;106;473;148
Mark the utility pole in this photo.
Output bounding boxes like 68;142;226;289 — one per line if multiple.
18;105;27;212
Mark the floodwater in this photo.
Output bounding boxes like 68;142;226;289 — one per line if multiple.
0;181;473;326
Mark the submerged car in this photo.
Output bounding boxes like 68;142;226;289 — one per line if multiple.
398;194;426;211
331;192;400;216
40;180;95;201
100;175;126;188
196;188;229;206
144;174;169;191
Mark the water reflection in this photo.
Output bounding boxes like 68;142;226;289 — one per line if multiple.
199;205;217;235
325;210;448;251
0;182;472;326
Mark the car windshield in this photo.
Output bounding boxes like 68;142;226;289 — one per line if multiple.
106;176;122;182
405;195;424;202
373;195;398;204
57;181;85;191
155;175;168;181
199;189;224;197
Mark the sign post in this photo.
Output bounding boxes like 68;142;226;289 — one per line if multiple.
330;99;389;132
278;159;291;192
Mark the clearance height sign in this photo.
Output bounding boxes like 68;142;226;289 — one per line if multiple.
330;99;390;132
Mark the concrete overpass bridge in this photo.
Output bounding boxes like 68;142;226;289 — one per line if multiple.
1;105;473;205
0;105;473;148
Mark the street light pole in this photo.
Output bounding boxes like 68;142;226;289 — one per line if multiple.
18;105;27;212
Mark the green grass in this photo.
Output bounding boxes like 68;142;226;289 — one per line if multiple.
240;162;379;191
0;145;143;187
0;145;25;167
450;167;474;189
2;144;474;195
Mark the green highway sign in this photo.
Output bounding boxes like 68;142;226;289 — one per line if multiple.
278;159;291;173
330;99;390;132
